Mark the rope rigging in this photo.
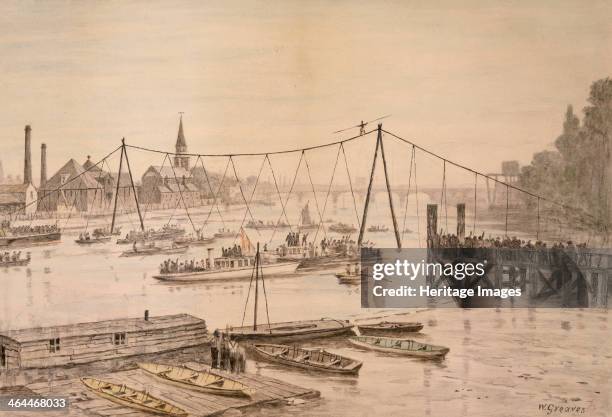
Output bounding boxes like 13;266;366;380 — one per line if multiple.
340;143;361;230
167;155;198;234
302;150;328;241
268;151;304;245
265;154;294;233
473;172;477;235
400;144;415;245
232;155;267;245
229;156;261;239
192;155;227;231
312;144;342;244
200;157;231;234
382;129;596;222
411;146;422;247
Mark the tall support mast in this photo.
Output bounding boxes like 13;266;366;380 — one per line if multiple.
122;138;145;232
110;144;125;234
378;125;402;248
357;126;381;247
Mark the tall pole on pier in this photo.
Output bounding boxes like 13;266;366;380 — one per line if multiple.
378;124;402;248
358;126;381;247
110;145;125;234
122;138;145;232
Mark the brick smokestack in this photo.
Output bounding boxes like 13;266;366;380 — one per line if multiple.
24;125;32;185
40;143;47;186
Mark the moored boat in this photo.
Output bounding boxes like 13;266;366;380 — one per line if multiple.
80;377;188;417
214;228;235;238
328;222;357;234
348;335;449;359
120;242;188;257
246;220;289;230
75;236;112;244
153;257;297;282
174;234;215;246
0;231;61;247
367;225;389;233
137;362;254;397
225;318;354;342
357;321;424;336
252;344;362;374
335;272;361;285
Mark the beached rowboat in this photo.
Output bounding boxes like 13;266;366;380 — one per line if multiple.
137;363;254;397
252;344;362;374
348;336;449;359
80;377;188;417
357;321;424;336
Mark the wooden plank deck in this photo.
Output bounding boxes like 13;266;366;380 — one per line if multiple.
26;361;320;417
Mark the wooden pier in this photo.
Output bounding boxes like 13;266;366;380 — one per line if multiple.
26;360;319;417
426;203;611;308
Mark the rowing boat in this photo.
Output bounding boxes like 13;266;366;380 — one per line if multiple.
137;363;254;397
225;318;354;342
357;321;424;336
348;336;449;359
75;236;111;244
335;272;361;285
252;344;362;374
80;377;188;416
120;244;189;257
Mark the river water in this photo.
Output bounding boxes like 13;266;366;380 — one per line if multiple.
0;198;610;417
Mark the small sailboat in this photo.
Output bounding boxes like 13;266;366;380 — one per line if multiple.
298;202;318;231
80;377;188;417
348;336;449;359
252;344;362;374
357;321;424;336
137;363;254;397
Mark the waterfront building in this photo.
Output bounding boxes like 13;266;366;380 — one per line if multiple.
0;314;207;370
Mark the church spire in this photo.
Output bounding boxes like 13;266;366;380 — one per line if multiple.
175;113;187;152
174;113;190;170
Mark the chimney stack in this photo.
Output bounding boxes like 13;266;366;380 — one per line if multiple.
24;125;32;185
40;143;47;186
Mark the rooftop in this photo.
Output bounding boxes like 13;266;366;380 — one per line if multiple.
0;313;206;344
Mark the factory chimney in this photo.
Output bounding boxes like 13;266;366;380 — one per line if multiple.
40;143;47;187
24;125;32;185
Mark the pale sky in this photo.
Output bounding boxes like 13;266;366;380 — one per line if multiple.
0;0;610;186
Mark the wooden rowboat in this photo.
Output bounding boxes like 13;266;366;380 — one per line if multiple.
137;363;254;397
225;318;354;342
357;321;424;336
252;344;362;374
335;272;361;285
348;336;449;359
80;377;188;417
75;236;111;244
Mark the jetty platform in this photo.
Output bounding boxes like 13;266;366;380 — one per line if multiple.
25;360;320;416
